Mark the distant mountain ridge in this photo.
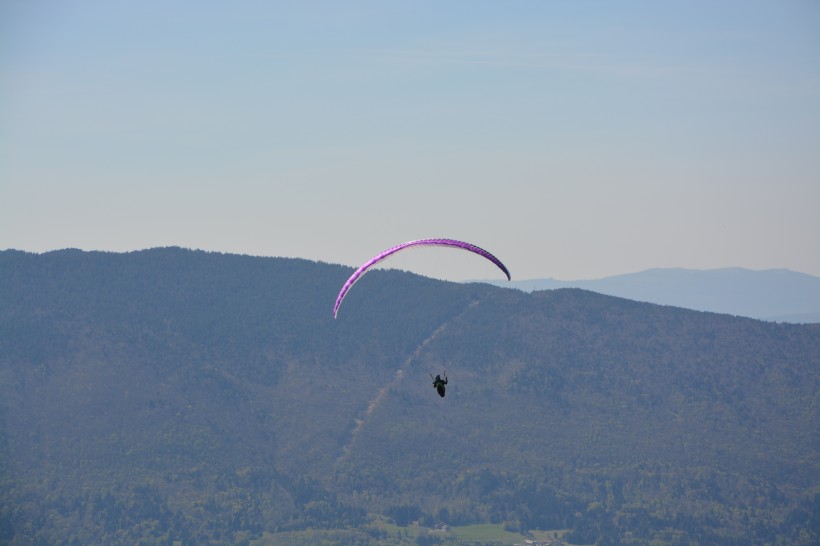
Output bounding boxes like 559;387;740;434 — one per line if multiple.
479;267;820;323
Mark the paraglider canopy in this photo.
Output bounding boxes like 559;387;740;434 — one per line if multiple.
333;238;511;318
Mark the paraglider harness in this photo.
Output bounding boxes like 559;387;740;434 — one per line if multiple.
431;372;448;397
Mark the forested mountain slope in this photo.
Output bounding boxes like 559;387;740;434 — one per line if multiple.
1;248;817;545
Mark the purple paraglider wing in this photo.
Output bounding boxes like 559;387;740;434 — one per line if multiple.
333;238;511;318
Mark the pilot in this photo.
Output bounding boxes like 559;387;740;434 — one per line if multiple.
432;373;448;397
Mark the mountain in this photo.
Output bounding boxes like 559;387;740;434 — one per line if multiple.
480;267;820;323
1;248;818;545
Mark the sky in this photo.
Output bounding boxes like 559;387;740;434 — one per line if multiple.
2;1;819;281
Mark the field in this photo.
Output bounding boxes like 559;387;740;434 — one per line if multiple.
447;523;526;544
249;522;579;545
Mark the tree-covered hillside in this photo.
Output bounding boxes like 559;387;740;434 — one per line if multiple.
1;248;817;545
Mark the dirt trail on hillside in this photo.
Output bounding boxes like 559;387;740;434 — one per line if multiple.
335;300;479;466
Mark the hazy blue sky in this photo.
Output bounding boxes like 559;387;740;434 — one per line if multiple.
2;1;818;280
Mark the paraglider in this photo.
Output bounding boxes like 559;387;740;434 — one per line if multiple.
333;238;509;399
332;238;511;319
431;372;448;397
